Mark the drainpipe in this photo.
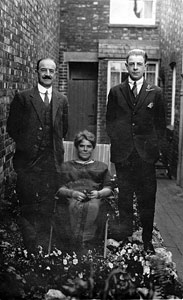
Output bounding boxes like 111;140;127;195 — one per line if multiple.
177;63;183;187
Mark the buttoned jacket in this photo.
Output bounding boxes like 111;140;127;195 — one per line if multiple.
7;86;68;173
106;78;166;164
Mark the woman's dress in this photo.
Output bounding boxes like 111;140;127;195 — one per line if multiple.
56;160;112;249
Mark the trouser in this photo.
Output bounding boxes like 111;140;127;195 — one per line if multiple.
115;151;157;242
16;168;59;253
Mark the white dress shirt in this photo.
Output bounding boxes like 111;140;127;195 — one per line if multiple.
128;77;144;95
38;83;52;103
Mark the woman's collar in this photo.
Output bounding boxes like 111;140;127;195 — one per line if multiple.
74;159;94;165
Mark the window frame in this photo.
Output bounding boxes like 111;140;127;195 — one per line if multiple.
107;60;159;95
109;0;156;26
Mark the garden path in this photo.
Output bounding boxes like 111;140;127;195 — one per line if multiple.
155;177;183;281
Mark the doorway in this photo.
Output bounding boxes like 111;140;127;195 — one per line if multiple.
66;62;98;141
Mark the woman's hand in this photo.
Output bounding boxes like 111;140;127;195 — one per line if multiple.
89;190;101;199
72;191;86;202
89;187;112;199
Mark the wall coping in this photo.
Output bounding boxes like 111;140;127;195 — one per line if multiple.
98;39;160;59
64;52;98;62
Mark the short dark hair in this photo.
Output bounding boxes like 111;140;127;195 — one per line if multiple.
36;58;56;71
74;130;96;149
126;49;148;63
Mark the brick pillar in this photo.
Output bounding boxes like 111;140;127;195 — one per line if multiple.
59;42;68;96
97;59;109;144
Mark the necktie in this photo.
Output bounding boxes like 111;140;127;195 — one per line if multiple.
44;91;49;106
132;81;137;98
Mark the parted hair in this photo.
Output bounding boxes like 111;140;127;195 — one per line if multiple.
126;49;148;63
74;130;96;149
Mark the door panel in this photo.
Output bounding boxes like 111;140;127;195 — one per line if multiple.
67;80;97;141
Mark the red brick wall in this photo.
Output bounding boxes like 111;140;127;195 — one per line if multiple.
0;0;61;198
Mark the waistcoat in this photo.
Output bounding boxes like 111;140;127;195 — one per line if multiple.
37;101;56;172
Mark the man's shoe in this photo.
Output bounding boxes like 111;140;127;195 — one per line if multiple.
144;241;155;254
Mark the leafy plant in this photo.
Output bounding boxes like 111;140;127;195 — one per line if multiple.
0;182;183;300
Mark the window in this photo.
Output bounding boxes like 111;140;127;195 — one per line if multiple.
146;62;159;85
107;60;159;94
110;0;156;25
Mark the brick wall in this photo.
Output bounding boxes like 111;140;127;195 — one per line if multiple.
2;0;182;195
59;42;68;95
97;59;108;143
60;0;183;178
0;0;61;198
60;0;110;52
60;0;161;143
158;0;183;177
60;0;161;52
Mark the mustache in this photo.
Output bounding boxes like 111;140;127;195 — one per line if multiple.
42;75;52;79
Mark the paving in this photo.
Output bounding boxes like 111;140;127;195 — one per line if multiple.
155;174;183;281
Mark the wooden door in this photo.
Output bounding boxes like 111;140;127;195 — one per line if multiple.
67;80;97;141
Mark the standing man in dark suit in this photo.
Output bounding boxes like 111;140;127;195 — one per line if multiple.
7;58;68;253
106;49;166;253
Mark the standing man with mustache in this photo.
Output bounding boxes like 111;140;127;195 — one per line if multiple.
7;58;68;253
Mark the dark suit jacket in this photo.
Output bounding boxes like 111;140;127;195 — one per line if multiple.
7;86;68;173
106;79;166;164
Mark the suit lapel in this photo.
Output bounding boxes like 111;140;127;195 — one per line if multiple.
134;81;149;111
52;90;60;127
119;80;134;110
30;87;45;125
119;79;151;111
30;87;60;127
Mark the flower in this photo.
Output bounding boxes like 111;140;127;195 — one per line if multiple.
119;248;126;255
45;289;66;300
73;258;78;265
63;258;67;265
155;247;173;263
143;265;150;275
23;249;28;258
146;84;155;91
147;102;154;108
108;262;114;269
78;272;83;278
1;182;183;300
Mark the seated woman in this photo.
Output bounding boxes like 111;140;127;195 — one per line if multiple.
56;130;112;252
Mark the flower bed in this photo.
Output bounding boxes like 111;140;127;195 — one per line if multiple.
0;183;183;299
1;242;183;299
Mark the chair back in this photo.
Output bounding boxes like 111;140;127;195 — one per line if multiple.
63;141;114;173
